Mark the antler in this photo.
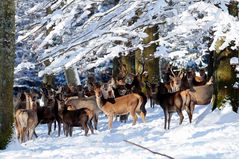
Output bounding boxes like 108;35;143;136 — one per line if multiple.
169;65;176;77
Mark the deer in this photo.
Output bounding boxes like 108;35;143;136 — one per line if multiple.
180;76;214;122
185;68;208;88
94;84;146;130
148;66;184;109
63;95;102;130
105;78;130;123
110;74;148;123
36;94;61;136
15;92;38;143
57;100;94;137
147;66;191;129
152;82;190;129
34;87;62;137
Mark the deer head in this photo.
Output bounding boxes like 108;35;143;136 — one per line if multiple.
169;69;184;92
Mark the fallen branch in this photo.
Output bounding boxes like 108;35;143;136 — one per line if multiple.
123;140;174;159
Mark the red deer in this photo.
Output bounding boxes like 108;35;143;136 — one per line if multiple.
153;82;192;129
57;100;94;137
108;78;130;123
146;68;184;109
64;95;102;130
110;77;147;123
151;68;192;129
94;85;146;130
37;94;61;136
15;92;38;143
180;76;214;122
33;87;62;137
185;68;207;88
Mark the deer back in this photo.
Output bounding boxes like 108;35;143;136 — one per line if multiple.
65;96;101;114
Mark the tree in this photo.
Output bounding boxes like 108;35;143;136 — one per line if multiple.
213;1;239;112
0;0;15;149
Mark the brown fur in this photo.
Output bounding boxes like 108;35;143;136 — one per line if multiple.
181;77;214;121
58;101;94;137
94;87;146;130
64;96;101;130
154;82;193;129
15;93;38;143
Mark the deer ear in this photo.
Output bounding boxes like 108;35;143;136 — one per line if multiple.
179;72;184;79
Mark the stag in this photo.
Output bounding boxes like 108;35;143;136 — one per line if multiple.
149;67;191;129
94;85;146;130
152;82;193;129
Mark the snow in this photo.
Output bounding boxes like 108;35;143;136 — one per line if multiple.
1;102;239;159
15;0;239;79
230;57;239;65
35;1;239;76
11;1;239;157
14;61;35;74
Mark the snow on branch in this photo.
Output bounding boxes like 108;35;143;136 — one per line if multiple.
37;0;167;76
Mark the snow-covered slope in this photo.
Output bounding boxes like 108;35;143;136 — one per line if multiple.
1;103;239;159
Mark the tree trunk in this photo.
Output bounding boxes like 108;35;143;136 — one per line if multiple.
213;1;239;112
64;67;81;86
142;26;159;82
42;60;56;88
0;0;15;149
135;26;159;93
112;53;135;80
227;0;238;17
213;40;239;112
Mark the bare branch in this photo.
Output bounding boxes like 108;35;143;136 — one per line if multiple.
124;140;175;159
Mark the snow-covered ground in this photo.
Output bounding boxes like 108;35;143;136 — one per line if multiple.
1;102;239;159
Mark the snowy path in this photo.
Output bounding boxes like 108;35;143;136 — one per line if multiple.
1;103;239;159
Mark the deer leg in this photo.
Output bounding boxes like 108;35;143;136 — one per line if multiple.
163;108;168;130
65;124;69;137
83;122;89;136
176;108;184;125
20;127;26;143
53;120;57;131
15;119;20;140
87;119;94;134
130;110;138;125
47;122;52;135
19;127;23;143
108;115;114;130
57;119;61;137
189;102;195;123
150;98;153;108
63;123;66;135
140;112;146;123
69;126;73;137
168;113;173;130
185;103;192;124
93;114;98;130
28;128;34;140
